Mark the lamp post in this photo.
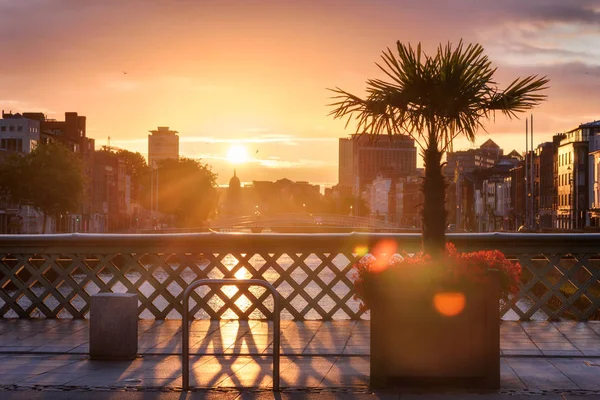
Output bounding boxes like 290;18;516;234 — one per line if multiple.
150;161;159;229
574;161;578;230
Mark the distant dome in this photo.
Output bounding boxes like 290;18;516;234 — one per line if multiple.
229;169;241;189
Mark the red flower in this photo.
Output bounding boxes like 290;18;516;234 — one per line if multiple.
352;242;522;311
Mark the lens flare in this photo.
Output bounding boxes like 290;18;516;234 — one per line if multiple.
354;245;369;257
433;292;466;317
370;240;398;272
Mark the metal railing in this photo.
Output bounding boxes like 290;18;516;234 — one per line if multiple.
181;279;281;391
210;213;401;229
0;232;599;321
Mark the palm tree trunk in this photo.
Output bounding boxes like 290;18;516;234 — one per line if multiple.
421;142;446;255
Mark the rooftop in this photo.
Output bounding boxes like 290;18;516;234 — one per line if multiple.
150;126;178;135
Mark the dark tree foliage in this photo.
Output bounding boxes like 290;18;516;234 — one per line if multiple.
115;149;150;204
0;142;84;233
155;157;218;227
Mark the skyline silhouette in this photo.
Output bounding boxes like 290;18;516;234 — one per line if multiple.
1;1;599;185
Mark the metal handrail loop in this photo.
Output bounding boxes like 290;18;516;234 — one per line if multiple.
181;278;281;391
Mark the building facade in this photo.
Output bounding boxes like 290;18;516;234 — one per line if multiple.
92;150;130;232
338;134;417;195
19;111;96;231
148;127;179;166
556;128;590;230
0;112;41;154
584;121;600;227
446;140;507;229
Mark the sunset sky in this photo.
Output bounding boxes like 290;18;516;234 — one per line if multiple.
1;0;599;186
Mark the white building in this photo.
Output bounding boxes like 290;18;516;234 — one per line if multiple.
481;179;509;232
370;172;394;218
0;112;40;154
0;113;42;233
368;172;423;225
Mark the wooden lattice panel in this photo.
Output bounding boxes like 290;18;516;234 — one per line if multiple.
501;253;600;321
0;233;599;320
0;251;364;320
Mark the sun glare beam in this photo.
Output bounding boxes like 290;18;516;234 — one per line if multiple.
227;145;249;164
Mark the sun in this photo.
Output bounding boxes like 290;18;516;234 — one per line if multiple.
227;145;249;164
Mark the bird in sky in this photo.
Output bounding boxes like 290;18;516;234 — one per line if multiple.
122;71;128;75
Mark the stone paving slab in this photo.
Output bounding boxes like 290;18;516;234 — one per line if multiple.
2;389;600;399
4;392;600;400
1;320;599;357
0;354;600;392
1;320;600;395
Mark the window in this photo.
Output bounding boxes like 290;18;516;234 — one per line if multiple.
0;126;5;132
8;126;14;132
30;140;38;151
0;138;23;152
17;125;23;132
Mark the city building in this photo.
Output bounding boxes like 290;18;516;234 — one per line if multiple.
369;170;400;223
369;170;422;227
447;140;507;229
0;112;96;233
148;126;179;166
338;137;354;189
338;134;417;194
224;170;243;217
556;126;592;230
534;142;554;229
445;139;502;179
0;112;41;154
14;111;96;231
20;112;93;155
584;121;600;227
92;150;130;232
510;162;526;230
473;159;517;231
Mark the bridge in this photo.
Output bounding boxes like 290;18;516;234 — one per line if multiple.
209;213;419;233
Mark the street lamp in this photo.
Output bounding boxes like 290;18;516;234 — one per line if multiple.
150;161;159;228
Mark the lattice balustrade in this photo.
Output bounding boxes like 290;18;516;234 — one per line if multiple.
0;233;599;320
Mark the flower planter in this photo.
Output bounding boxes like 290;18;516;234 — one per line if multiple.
368;273;501;389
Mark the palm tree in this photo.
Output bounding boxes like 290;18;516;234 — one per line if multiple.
329;40;549;255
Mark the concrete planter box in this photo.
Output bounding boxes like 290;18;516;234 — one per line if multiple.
368;273;501;390
90;293;138;360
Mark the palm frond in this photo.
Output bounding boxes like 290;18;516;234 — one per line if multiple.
488;75;550;118
328;40;549;154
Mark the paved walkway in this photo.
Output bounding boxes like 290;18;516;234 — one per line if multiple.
0;320;599;398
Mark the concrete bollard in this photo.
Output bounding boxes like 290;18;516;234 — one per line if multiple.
90;293;138;360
